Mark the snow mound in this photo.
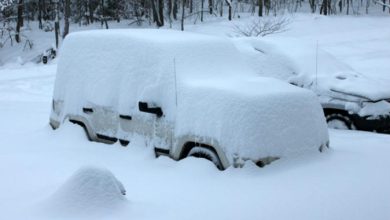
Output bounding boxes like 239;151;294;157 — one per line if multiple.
47;166;126;215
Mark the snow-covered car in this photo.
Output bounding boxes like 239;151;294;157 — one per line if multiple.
234;38;390;133
50;30;329;170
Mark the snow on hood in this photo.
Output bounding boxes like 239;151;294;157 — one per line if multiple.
175;76;329;162
233;37;390;102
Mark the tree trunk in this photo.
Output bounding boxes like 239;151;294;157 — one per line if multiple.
309;0;316;13
63;0;70;39
116;2;120;23
201;0;204;22
158;0;164;26
78;0;82;26
258;0;263;16
15;0;24;43
100;0;108;28
54;1;60;48
168;0;173;23
84;1;89;25
38;0;43;29
101;0;104;26
209;0;213;14
339;0;342;12
227;0;232;20
174;0;178;19
321;0;329;15
89;0;94;23
220;0;223;16
151;0;163;27
181;0;186;30
264;0;270;15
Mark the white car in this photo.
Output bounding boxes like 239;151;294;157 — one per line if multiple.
50;30;329;170
234;37;390;133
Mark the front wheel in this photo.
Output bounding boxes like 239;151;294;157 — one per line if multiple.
326;113;355;130
187;146;223;170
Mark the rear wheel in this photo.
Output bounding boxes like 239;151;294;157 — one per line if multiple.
326;113;355;130
187;146;223;170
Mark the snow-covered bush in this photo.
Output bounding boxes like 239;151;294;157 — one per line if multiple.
233;16;291;37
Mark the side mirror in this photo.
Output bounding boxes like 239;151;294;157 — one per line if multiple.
138;102;163;118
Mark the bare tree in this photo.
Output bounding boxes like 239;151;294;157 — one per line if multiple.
233;16;290;37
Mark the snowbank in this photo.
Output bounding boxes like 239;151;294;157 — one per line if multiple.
47;166;126;216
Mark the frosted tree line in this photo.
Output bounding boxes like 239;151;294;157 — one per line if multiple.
0;0;389;48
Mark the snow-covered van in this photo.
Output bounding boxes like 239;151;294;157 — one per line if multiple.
234;38;390;133
50;30;329;169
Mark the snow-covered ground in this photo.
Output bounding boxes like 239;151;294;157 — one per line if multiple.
0;14;390;220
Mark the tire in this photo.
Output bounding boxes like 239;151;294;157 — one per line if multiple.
326;113;355;130
187;146;223;170
119;139;129;147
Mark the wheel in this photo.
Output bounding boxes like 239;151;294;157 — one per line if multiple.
187;146;223;170
119;139;129;147
326;113;355;130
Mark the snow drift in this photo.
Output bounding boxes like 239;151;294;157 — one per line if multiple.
47;166;126;216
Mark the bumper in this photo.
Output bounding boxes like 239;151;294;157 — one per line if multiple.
352;114;390;134
49;118;60;130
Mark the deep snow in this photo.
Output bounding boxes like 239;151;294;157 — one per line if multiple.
0;13;390;220
0;62;390;220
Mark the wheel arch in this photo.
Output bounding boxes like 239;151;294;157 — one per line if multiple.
324;108;356;130
67;115;96;141
177;141;230;170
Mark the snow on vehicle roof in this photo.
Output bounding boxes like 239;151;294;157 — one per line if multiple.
55;29;254;108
